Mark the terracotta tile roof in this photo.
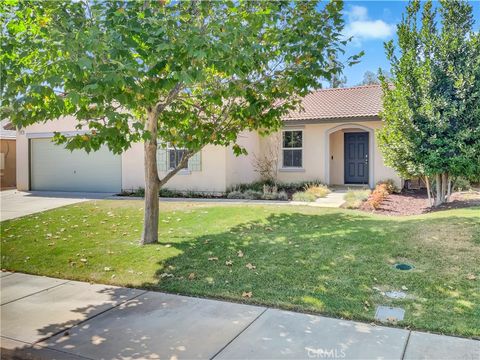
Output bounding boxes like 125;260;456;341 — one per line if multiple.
283;84;383;121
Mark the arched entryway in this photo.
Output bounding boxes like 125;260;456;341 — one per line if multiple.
324;123;374;188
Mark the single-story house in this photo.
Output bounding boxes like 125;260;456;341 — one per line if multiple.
1;120;17;189
16;85;401;193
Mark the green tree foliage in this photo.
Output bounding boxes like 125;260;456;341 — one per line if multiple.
378;0;480;205
1;0;357;243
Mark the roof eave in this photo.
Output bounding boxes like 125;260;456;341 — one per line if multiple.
282;114;380;125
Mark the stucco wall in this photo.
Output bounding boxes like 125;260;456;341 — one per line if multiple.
16;117;229;193
225;131;261;189
122;143;228;193
1;139;16;188
329;131;343;185
15;116;401;192
259;120;401;188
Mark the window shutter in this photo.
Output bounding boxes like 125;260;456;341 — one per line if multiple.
188;151;201;171
156;147;168;172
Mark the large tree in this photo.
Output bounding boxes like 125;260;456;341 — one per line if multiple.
1;0;358;243
359;71;380;85
378;0;480;206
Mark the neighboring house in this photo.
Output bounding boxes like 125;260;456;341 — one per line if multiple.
0;120;16;189
16;85;401;193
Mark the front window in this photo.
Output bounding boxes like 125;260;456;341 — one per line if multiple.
282;130;303;168
168;149;187;169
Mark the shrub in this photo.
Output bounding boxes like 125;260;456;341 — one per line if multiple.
278;180;323;193
226;187;288;201
367;184;390;209
276;191;289;201
262;193;277;200
227;180;273;193
292;191;317;202
120;187;145;197
227;190;245;199
376;179;399;194
227;180;325;196
159;188;187;198
304;184;330;198
342;189;371;209
454;177;471;191
262;184;283;200
262;190;288;201
243;190;263;200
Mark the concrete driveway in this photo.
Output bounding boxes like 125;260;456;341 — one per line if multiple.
0;190;114;221
1;272;479;360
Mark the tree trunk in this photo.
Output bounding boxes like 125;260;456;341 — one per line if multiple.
442;172;449;203
425;175;433;206
434;173;442;206
447;176;452;202
141;108;160;245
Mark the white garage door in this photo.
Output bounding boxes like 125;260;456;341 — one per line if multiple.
31;138;121;193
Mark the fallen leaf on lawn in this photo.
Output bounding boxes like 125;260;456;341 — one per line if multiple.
225;260;233;266
111;274;116;279
47;242;55;246
245;263;256;270
242;291;252;298
237;250;244;258
208;257;219;261
188;272;196;280
80;258;88;263
160;273;174;278
466;274;476;280
401;285;408;290
165;244;172;248
104;267;112;272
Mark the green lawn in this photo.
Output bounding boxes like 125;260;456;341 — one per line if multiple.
1;200;479;338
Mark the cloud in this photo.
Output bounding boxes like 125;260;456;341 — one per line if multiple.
344;5;395;45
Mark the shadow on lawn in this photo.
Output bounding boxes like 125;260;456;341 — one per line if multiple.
146;210;479;320
2;209;478;359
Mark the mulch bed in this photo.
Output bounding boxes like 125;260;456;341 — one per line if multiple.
360;189;480;216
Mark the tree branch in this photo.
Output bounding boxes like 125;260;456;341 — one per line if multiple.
158;150;194;187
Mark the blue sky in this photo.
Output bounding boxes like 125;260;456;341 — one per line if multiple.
340;1;480;86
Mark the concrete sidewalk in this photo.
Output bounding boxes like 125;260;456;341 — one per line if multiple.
1;272;478;360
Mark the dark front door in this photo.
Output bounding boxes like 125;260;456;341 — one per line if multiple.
344;132;369;184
